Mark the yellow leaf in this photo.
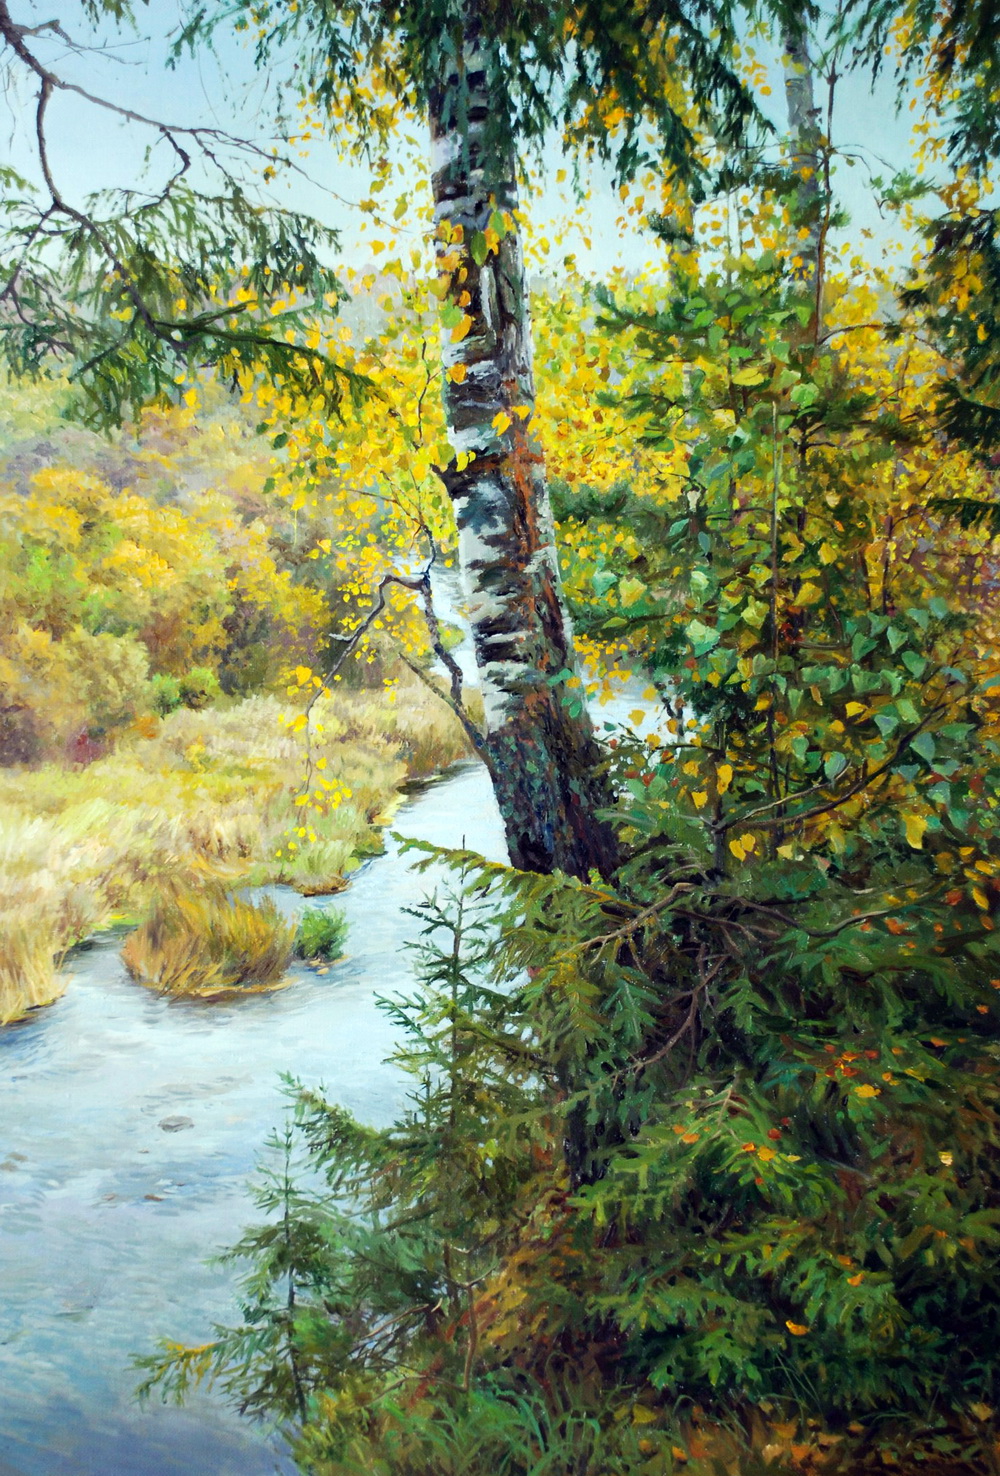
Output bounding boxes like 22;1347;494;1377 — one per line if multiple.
819;540;837;565
451;313;473;342
693;790;709;809
628;709;646;727
491;411;512;435
973;885;990;910
447;363;467;384
785;1322;810;1336
904;812;928;850
797;582;823;605
717;762;733;793
757;1146;777;1162
513;404;531;420
845;701;867;718
619;575;646;607
295;665;312;685
732;365;766;386
854;1084;880;1099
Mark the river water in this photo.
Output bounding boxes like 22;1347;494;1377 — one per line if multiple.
0;762;507;1476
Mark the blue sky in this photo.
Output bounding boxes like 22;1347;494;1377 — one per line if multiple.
2;1;923;280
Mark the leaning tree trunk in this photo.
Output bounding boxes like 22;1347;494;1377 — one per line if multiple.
427;22;619;881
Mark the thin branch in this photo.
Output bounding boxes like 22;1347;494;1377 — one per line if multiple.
716;703;950;834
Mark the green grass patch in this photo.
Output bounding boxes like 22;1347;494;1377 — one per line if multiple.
295;907;348;962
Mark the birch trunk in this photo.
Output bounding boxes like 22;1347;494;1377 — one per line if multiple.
427;22;619;881
781;24;823;282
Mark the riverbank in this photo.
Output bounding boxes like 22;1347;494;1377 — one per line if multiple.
0;676;473;1025
0;763;506;1476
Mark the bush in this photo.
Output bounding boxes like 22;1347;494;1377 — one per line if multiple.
178;667;222;710
295;907;348;961
121;882;295;998
150;673;182;717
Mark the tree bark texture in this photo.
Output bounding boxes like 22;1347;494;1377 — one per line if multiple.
781;24;823;280
427;22;619;881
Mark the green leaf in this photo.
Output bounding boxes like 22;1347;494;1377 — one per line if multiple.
824;752;847;782
910;731;936;763
470;231;489;266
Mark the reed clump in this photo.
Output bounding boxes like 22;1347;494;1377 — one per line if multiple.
121;883;296;998
0;922;64;1026
0;817;103;1025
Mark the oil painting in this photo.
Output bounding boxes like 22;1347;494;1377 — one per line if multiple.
3;0;1000;1472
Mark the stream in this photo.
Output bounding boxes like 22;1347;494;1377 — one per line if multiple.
0;761;507;1476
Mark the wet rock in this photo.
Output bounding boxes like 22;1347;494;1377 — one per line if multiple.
158;1115;194;1133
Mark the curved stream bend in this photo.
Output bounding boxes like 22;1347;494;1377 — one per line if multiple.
0;763;506;1476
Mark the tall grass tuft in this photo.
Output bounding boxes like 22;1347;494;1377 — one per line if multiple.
0;923;64;1026
0;816;102;1024
121;883;296;998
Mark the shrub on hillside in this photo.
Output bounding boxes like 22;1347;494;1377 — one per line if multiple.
150;673;182;716
178;667;222;710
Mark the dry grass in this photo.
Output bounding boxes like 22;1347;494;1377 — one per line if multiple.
0;814;102;1025
121;883;296;998
0;675;472;1023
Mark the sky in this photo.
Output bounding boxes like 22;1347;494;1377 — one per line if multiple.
1;0;925;283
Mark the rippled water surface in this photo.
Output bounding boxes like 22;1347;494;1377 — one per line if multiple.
0;763;506;1475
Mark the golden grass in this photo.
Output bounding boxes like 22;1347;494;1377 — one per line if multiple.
0;675;472;1024
121;883;296;998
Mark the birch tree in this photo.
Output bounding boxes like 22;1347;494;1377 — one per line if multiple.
181;0;753;879
425;18;618;877
0;0;753;880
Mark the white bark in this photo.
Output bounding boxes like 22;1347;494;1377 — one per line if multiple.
427;16;618;878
